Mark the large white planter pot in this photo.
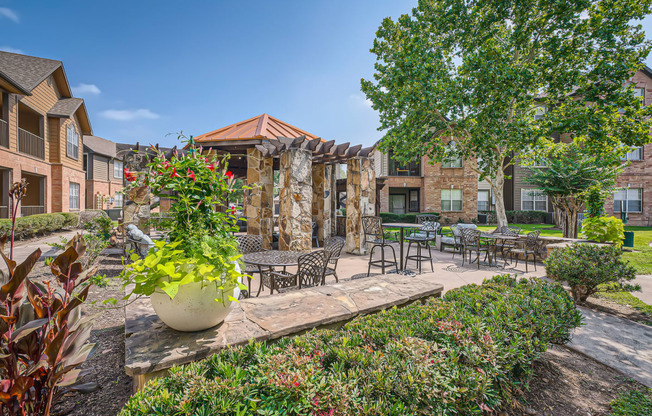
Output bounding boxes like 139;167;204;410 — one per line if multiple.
150;264;241;332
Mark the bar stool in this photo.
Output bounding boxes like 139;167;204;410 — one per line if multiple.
405;221;439;273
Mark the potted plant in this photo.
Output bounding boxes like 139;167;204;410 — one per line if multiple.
119;136;246;332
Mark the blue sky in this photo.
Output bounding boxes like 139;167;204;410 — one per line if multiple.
1;1;652;149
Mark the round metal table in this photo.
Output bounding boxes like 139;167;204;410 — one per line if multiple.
382;222;423;272
479;233;519;267
242;251;304;296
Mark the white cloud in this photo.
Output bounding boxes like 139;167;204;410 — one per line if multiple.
72;83;101;96
0;46;23;54
349;93;373;109
0;8;18;23
100;108;160;121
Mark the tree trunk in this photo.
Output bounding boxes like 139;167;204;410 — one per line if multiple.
491;167;508;228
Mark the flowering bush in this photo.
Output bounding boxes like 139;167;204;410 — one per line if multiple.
120;276;581;415
119;136;245;303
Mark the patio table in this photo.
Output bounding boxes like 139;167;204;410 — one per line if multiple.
382;222;423;274
479;233;519;267
243;251;304;296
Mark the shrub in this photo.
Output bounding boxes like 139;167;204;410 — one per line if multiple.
581;216;625;247
609;389;652;416
0;213;68;240
486;210;548;224
61;211;80;227
120;276;581;415
78;209;110;229
379;212;440;224
545;243;637;302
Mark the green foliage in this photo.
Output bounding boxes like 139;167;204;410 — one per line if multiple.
60;212;80;228
82;214;112;239
594;287;652;322
361;0;652;226
0;213;68;240
120;235;246;302
582;216;626;247
609;389;652;416
378;212;440;224
586;185;607;218
120;276;581;415
545;244;637;302
486;210;548;224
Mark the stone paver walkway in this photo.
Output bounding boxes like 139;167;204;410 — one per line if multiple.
569;306;652;388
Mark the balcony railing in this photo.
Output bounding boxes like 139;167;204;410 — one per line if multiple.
18;128;44;159
21;205;45;217
0;119;7;148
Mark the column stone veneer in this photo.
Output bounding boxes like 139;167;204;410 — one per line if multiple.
312;163;333;246
122;150;150;233
279;148;312;251
245;148;274;249
346;157;376;255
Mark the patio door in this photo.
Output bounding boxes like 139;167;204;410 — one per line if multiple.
389;194;406;214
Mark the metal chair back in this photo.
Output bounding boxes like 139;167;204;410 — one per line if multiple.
324;236;345;263
362;216;384;244
236;234;264;254
460;228;480;246
297;250;329;289
524;230;541;250
416;214;439;224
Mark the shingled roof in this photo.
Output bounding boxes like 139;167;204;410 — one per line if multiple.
0;51;62;94
48;98;84;118
194;114;320;143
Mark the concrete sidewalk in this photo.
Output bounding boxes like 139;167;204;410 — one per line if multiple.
1;230;78;266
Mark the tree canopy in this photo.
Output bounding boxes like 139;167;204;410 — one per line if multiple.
362;0;652;226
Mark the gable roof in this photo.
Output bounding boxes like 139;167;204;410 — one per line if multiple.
0;51;62;94
48;98;83;118
83;135;117;158
194;114;320;143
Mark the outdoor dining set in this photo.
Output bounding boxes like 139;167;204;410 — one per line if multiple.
362;214;543;275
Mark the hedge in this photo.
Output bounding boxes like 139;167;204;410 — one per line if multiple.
120;276;581;416
485;210;549;224
379;212;440;224
0;212;80;240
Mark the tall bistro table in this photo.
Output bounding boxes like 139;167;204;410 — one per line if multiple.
242;251;304;297
381;222;423;274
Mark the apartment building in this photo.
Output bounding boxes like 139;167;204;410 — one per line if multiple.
83;135;124;210
0;51;92;217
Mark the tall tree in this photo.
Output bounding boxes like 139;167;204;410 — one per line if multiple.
362;0;652;227
525;143;623;238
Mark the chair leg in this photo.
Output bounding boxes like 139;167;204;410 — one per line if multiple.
381;244;386;275
406;241;412;267
533;252;537;271
461;248;466;267
387;244;398;271
477;250;480;270
367;245;376;277
417;243;422;274
428;243;434;272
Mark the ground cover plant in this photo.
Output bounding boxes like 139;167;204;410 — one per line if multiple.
608;389;652;416
120;275;581;415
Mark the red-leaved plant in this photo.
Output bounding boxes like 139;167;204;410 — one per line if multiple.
0;180;97;416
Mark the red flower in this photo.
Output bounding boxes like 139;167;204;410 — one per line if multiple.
124;168;138;182
170;168;181;178
207;163;216;172
187;169;196;182
230;208;237;215
226;171;233;179
162;160;170;169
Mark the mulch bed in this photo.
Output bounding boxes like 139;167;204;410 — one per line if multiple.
19;248;648;416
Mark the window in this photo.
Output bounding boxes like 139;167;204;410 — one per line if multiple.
114;160;123;178
622;146;643;161
442;141;462;168
387;151;420;176
521;189;547;211
441;189;463;211
66;125;79;159
69;182;80;210
614;188;642;213
478;190;490;211
114;193;123;208
83;154;88;179
409;190;419;212
389;194;406;214
634;87;645;101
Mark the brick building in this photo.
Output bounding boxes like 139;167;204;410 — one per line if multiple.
373;148;478;223
0;51;92;217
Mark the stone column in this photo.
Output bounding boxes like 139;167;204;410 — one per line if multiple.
245;148;274;249
279;148;312;251
311;163;333;246
346;157;376;255
122;150;150;233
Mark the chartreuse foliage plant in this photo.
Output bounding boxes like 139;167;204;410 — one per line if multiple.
582;216;626;247
120;276;581;415
545;244;637;302
361;0;652;228
118;135;245;303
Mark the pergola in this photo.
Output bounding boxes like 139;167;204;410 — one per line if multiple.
192;114;377;254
